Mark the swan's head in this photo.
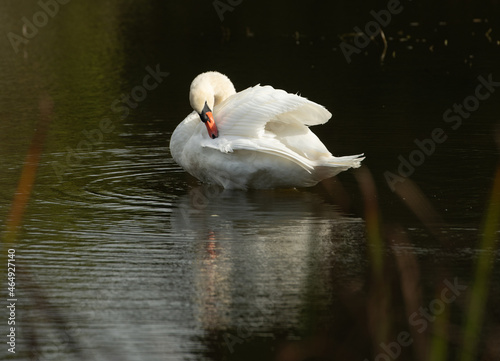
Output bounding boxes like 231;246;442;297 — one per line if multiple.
189;71;236;139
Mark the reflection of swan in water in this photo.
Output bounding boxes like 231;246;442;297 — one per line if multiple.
172;185;346;234
170;187;366;336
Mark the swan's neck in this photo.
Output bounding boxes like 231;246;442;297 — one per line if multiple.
190;72;236;113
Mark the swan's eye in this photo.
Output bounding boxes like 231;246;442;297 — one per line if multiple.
200;113;209;123
200;101;212;123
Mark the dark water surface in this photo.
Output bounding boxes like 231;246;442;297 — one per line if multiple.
1;1;500;361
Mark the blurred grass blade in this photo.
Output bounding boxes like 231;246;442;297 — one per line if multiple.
390;227;427;361
2;94;52;246
391;177;445;240
354;166;390;351
459;166;500;361
354;166;384;276
429;304;450;361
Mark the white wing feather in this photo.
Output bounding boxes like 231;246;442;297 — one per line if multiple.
213;85;331;137
199;85;338;172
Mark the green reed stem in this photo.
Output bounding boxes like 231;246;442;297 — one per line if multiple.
459;167;500;361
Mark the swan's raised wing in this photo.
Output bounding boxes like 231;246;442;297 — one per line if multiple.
213;85;332;138
198;85;339;173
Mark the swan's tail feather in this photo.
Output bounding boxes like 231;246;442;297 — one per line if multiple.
314;153;364;180
325;153;364;168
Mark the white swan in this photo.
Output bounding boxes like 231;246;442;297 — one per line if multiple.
170;71;364;189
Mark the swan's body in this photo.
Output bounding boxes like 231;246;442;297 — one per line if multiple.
170;71;363;189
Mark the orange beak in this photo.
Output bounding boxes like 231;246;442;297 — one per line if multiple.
204;111;218;139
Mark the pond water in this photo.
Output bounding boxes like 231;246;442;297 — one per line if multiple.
1;2;500;361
